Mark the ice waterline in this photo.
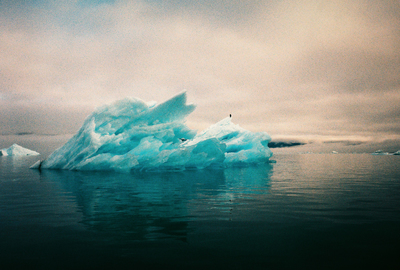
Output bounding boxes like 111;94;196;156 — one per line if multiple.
31;92;273;172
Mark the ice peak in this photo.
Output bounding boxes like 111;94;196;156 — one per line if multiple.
1;144;40;156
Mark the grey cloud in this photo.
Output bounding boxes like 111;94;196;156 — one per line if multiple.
0;102;93;135
290;49;400;94
1;0;400;140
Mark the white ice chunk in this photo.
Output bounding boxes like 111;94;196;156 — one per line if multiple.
37;92;272;172
30;160;42;169
0;144;40;156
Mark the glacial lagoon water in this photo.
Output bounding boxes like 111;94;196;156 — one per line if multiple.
1;150;400;269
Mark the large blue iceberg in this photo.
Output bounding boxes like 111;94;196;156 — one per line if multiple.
33;92;272;172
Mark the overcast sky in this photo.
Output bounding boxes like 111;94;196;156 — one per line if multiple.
1;0;399;143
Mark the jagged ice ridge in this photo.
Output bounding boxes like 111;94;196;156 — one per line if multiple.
32;92;272;172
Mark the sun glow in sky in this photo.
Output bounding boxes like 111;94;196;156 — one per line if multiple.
1;0;399;144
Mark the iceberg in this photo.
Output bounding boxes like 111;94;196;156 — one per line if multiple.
393;150;400;155
371;150;390;155
0;143;40;156
33;92;272;172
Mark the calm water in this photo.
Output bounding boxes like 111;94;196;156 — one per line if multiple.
1;152;399;269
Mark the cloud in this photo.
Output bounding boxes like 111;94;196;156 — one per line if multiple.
1;0;399;140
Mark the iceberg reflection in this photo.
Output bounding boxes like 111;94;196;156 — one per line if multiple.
40;165;273;242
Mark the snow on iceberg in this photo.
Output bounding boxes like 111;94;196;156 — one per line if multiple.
34;92;272;172
0;143;40;156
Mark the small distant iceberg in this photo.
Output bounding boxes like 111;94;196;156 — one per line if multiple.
392;150;400;155
32;92;273;172
371;150;390;155
0;143;40;156
331;151;338;154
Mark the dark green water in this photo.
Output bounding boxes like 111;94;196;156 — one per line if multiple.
1;153;399;269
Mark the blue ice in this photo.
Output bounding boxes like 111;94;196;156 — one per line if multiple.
32;92;272;172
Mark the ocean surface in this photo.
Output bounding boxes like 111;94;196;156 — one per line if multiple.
1;140;400;269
